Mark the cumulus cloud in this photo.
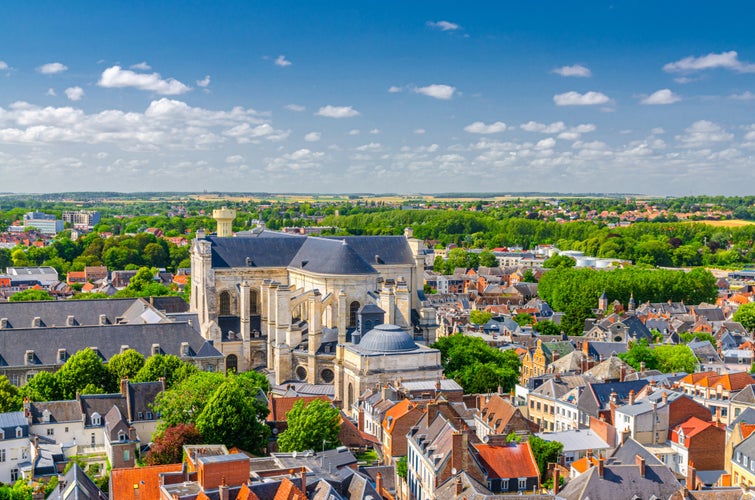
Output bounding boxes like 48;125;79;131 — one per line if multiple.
0;61;8;70
426;20;460;31
130;62;151;70
265;148;325;173
196;75;211;88
414;129;426;134
285;104;306;112
464;121;507;134
64;86;85;101
730;91;755;101
641;89;681;105
356;142;382;152
663;50;755;73
676;120;734;147
413;84;456;100
98;66;191;95
38;62;68;74
315;105;360;118
46;88;56;97
225;155;244;164
347;129;360;135
369;129;381;134
552;64;592;77
388;86;403;93
275;55;292;67
553;91;610;106
520;121;566;133
304;132;321;142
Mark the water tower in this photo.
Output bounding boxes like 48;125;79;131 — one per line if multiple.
212;207;236;237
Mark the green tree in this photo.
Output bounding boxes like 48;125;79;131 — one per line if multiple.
734;302;755;332
469;310;492;325
195;375;270;454
134;354;197;389
107;349;146;382
9;289;53;302
654;344;697;373
619;339;659;371
396;456;408;479
513;313;534;327
278;399;341;453
57;348;114;398
522;269;537;283
432;335;521;393
533;320;560;336
153;372;227;430
0;376;21;412
146;423;203;465
528;435;563;480
21;371;62;402
478;250;498;268
543;254;576;268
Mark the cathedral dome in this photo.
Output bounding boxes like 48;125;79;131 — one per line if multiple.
357;324;418;353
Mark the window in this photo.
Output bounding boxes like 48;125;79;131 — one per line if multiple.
118;431;126;441
502;479;509;490
219;291;231;315
64;427;69;433
137;412;143;420
14;428;21;438
123;449;130;461
91;413;101;426
349;301;360;328
90;433;96;446
146;412;153;420
518;478;526;490
10;468;17;482
46;428;54;436
0;449;5;462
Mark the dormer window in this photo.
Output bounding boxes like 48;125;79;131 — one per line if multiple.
57;349;67;364
0;429;4;440
120;345;129;354
117;431;126;441
25;351;34;365
181;342;190;356
42;409;51;423
15;427;22;438
91;412;101;426
151;344;161;356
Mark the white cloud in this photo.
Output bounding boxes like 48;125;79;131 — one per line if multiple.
64;86;85;101
426;20;460;31
369;129;381;134
0;61;8;70
98;65;191;95
651;127;666;134
553;91;610;106
285;104;306;112
730;91;755;101
663;50;755;73
304;132;321;142
275;55;292;67
552;64;592;77
414;128;426;134
130;62;151;70
225;155;244;164
347;129;360;135
572;124;596;133
46;88;56;97
676;120;733;147
196;75;211;88
535;137;556;149
315;105;360;118
641;89;681;105
388;86;403;93
413;84;456;100
37;62;68;74
356;142;382;152
464;121;507;134
520;121;566;133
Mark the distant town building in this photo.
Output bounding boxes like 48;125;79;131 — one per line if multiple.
19;212;63;235
62;210;101;229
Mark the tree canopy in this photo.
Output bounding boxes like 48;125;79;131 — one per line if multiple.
9;289;53;302
432;334;520;393
734;302;755;332
277;399;341;453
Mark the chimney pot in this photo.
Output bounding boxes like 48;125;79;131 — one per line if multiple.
636;454;646;478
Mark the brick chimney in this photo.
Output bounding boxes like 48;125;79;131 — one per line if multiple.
120;377;129;397
451;430;469;473
636;454;646;478
300;467;307;494
686;461;696;491
455;474;463;495
427;401;439;424
640;361;645;375
553;467;560;495
628;390;635;406
619;365;626;382
598;456;605;478
358;407;365;431
376;472;383;495
662;391;668;405
583;340;590;355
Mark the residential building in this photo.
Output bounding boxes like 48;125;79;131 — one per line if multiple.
0;412;30;484
473;393;538;441
731;432;755;488
21;212;63;235
669;416;725;476
536;428;611;465
61;210;100;229
677;371;755;425
381;399;425;464
520;339;574;385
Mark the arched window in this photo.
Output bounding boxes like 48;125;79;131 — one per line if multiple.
250;290;259;315
349;301;360;328
219;291;231;316
347;383;354;408
226;354;238;374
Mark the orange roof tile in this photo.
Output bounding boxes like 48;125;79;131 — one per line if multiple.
110;463;183;500
236;484;261;500
570;456;599;473
741;423;755;440
472;441;539;480
382;399;417;433
670;416;718;446
267;395;330;422
273;477;307;500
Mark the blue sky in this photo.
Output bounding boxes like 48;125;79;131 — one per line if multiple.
1;2;754;195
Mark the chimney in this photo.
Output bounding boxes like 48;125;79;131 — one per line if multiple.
218;477;229;500
553;466;560;495
662;391;668;405
598;456;605;478
636;455;646;478
686;461;696;491
427;401;439;423
300;467;307;494
455;474;463;495
120;378;129;397
640;361;645;375
451;430;468;473
628;390;635;406
619;365;626;382
358;407;365;431
376;472;383;495
583;340;590;355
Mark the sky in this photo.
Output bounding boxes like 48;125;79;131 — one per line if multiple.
1;1;754;195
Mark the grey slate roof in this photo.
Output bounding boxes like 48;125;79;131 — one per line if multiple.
328;235;415;265
47;463;106;499
289;237;377;275
535;429;609;453
558;462;680;500
608;437;664;466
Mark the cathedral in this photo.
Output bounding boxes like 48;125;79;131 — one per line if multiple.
189;209;439;408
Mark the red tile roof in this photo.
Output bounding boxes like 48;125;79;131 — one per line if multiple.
382;399;417;433
273;477;307;500
236;484;261;500
472;441;539;480
670;416;718;446
110;463;183;500
267;395;330;422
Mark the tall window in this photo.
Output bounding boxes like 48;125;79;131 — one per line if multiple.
219;291;231;315
250;290;259;314
349;301;360;328
226;354;238;373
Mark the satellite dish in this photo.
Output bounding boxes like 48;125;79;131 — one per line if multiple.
483;435;489;443
451;468;457;475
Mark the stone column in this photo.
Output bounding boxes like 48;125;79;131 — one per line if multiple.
337;290;347;344
308;292;322;384
239;281;251;341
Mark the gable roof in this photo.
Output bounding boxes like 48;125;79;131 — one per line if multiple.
267;395;330;422
110;463;184;500
471;441;539;479
47;463;106;500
